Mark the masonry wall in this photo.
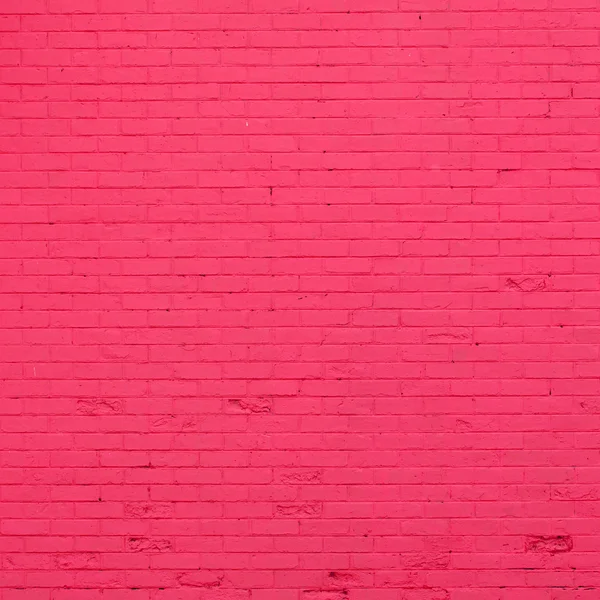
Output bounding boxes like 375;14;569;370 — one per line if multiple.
1;1;600;599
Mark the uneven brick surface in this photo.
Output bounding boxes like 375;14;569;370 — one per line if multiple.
1;1;600;599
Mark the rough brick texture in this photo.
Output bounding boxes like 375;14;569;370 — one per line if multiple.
1;0;599;598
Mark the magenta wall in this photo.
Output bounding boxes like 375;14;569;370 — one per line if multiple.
1;1;599;599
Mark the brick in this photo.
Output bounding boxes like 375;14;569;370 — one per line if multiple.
0;0;46;13
47;0;98;13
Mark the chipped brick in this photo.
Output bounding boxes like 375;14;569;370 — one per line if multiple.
505;277;547;292
325;571;369;589
76;398;123;415
279;470;323;484
525;535;573;554
177;572;224;588
551;487;600;501
227;398;272;413
127;537;173;553
275;502;322;517
124;502;174;518
399;553;451;570
53;553;100;570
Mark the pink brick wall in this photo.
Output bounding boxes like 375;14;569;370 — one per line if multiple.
1;0;599;598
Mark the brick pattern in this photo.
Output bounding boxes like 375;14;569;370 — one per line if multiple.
1;1;600;599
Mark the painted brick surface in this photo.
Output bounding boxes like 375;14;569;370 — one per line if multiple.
1;0;599;598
